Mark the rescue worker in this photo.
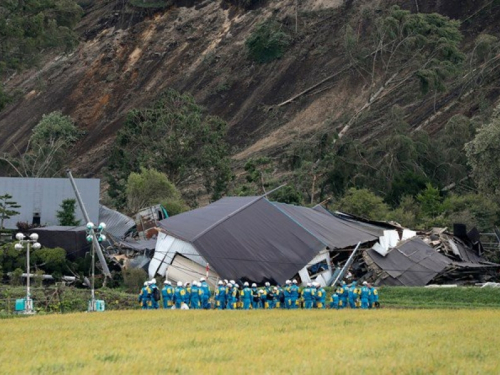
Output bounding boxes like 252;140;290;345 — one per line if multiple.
226;283;234;309
266;287;275;309
161;280;174;309
331;292;340;310
354;282;362;308
290;279;300;309
251;283;260;309
199;277;211;309
233;284;241;309
174;281;186;309
190;281;203;309
284;280;292;309
260;286;268;309
215;280;226;310
277;284;285;309
149;278;160;309
274;285;282;309
348;281;358;308
336;282;347;309
138;281;151;309
302;282;314;309
242;282;252;310
369;284;379;308
184;282;191;306
314;282;326;309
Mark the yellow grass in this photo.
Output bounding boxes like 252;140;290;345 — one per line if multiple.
1;309;499;374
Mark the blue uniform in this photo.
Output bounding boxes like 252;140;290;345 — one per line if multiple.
290;285;300;309
174;286;186;309
227;287;237;310
369;287;379;308
215;285;226;309
251;288;260;309
302;286;314;309
360;286;370;309
315;287;326;308
190;285;203;309
242;287;252;310
260;289;268;309
161;285;174;309
336;285;347;309
348;282;359;308
284;286;291;309
149;283;159;309
138;285;151;309
331;293;340;309
200;281;211;309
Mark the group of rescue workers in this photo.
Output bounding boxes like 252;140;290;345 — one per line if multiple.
139;277;380;310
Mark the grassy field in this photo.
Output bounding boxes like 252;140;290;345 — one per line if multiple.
1;309;499;374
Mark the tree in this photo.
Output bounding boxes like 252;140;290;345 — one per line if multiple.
0;193;20;229
126;167;187;214
416;183;443;218
336;188;389;221
246;19;291;63
56;198;81;226
337;6;464;142
0;0;82;76
107;89;233;208
1;111;81;177
465;117;500;196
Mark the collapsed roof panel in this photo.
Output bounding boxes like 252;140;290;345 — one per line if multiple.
366;237;452;286
158;196;260;241
193;199;325;284
28;225;90;260
273;202;378;249
99;205;135;239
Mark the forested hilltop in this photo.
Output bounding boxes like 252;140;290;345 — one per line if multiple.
1;0;500;233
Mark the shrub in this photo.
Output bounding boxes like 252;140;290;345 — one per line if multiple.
246;20;291;63
122;268;148;293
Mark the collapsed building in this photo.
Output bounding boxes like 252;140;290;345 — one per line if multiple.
147;196;500;287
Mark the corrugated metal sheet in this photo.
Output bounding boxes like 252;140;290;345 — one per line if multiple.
0;177;99;229
366;237;451;286
99;205;135;239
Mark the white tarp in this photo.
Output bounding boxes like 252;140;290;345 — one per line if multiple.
372;230;400;257
149;232;206;277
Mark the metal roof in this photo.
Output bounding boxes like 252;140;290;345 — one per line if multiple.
99;205;135;239
0;177;100;229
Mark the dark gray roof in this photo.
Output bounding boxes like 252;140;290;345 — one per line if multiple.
0;177;99;229
28;225;90;260
117;238;157;251
273;202;378;249
99;205;135;239
159;197;325;284
367;237;451;286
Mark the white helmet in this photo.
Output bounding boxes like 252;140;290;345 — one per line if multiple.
224;279;228;284
227;283;233;288
177;281;183;287
200;277;206;282
230;280;235;285
273;287;278;290
285;280;291;285
252;283;257;287
306;282;311;287
292;279;298;284
143;282;148;286
244;282;249;287
265;282;270;287
362;281;368;285
193;280;197;285
151;278;156;284
218;280;223;285
164;280;169;284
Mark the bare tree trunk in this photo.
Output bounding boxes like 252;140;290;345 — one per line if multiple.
310;174;317;204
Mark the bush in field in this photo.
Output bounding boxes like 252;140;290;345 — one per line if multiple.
122;268;148;293
246;20;291;63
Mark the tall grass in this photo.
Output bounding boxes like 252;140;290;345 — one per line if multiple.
0;309;499;374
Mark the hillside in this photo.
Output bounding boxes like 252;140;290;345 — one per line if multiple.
1;0;500;206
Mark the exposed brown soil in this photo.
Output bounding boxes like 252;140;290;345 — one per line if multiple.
1;0;500;186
